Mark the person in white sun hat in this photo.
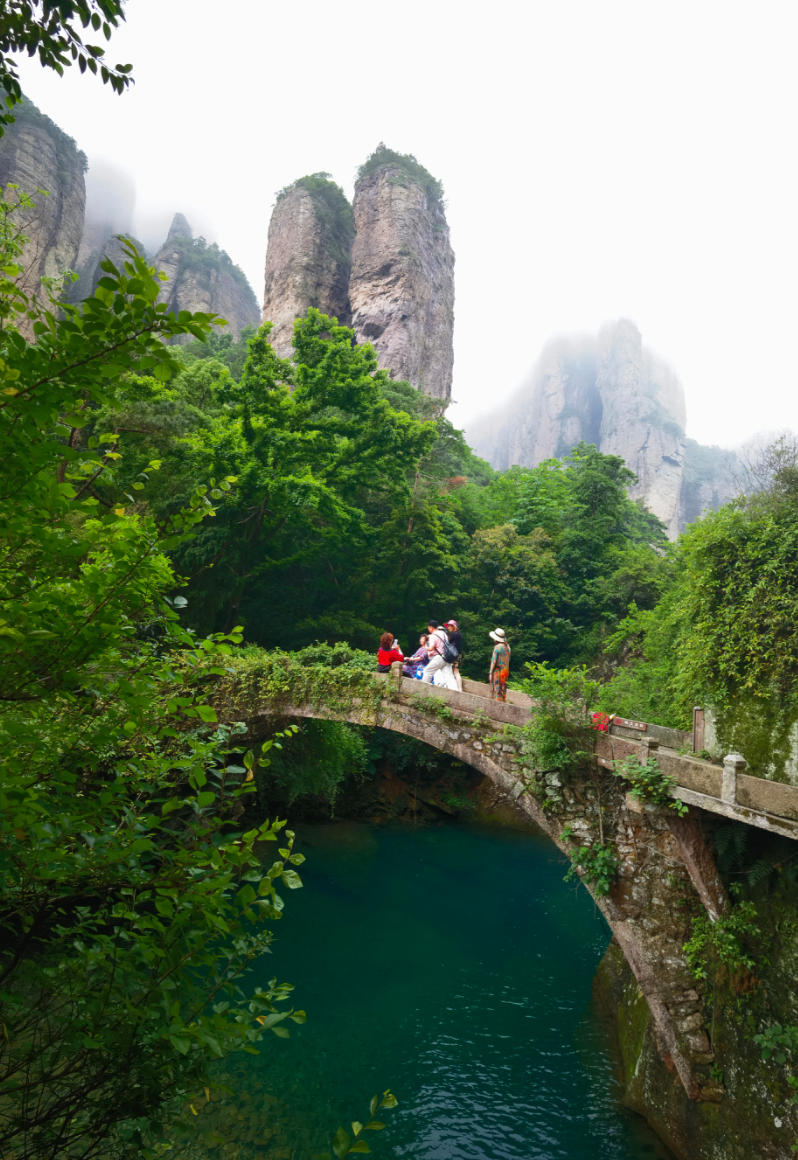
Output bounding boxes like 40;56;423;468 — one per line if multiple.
488;628;511;702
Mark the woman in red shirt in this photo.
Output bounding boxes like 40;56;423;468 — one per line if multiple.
377;632;404;673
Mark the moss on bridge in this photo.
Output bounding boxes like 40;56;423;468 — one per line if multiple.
210;642;388;723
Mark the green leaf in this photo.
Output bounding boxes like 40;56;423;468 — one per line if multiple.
236;884;256;907
348;1143;370;1154
281;869;303;889
332;1128;351;1160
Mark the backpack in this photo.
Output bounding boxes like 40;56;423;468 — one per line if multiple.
441;634;459;664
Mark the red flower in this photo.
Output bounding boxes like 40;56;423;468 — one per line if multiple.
591;711;611;733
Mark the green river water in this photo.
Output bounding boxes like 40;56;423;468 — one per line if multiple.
200;821;676;1160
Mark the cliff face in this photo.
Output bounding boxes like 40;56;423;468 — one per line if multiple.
483;335;602;470
261;178;353;358
469;320;735;538
152;214;260;339
0;97;86;305
594;320;687;539
349;165;454;398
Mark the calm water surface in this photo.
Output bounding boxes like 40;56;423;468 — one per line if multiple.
213;821;675;1160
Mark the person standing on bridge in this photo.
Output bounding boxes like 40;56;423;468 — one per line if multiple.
444;620;463;692
488;629;511;701
422;621;458;690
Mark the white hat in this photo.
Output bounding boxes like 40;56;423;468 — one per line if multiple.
489;628;506;642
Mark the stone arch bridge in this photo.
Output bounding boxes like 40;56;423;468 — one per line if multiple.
222;664;798;1114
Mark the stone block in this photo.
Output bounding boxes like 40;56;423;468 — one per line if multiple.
737;774;798;821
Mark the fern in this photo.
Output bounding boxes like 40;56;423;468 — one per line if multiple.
748;858;777;888
715;822;749;873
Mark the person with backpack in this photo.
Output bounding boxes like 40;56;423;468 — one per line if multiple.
421;620;458;689
444;619;463;692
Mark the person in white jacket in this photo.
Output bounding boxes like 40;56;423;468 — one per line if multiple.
421;621;458;690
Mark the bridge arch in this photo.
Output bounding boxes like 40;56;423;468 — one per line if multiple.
220;667;726;1104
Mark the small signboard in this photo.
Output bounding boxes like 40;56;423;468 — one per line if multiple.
611;716;647;732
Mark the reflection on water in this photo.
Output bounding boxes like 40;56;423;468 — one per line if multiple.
182;821;675;1160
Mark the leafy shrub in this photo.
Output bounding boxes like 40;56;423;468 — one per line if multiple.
561;826;619;897
512;662;600;778
683;891;761;981
754;1024;798;1064
614;754;687;815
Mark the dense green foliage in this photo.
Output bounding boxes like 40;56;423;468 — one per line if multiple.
0;222;310;1158
356;143;444;206
180;324;258;380
83;321;670;690
597;452;798;772
455;446;669;676
0;1;132;136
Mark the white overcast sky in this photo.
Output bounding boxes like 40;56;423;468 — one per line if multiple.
15;0;798;446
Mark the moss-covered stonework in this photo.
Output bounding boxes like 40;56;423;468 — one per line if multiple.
595;879;798;1160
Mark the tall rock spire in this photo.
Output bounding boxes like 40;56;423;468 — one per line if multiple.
349;147;454;399
165;212;192;243
261;174;354;358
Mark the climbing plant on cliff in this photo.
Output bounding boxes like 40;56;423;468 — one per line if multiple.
0;235;310;1157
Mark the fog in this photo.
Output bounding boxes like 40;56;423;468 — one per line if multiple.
13;0;798;446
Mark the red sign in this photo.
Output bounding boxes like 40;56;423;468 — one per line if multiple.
612;716;647;732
